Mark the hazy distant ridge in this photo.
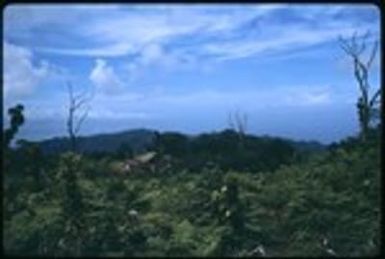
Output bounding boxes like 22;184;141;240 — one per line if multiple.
38;129;156;155
37;128;326;155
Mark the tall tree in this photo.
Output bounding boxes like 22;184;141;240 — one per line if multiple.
228;110;248;145
339;31;380;140
62;82;92;256
66;82;92;152
3;104;25;149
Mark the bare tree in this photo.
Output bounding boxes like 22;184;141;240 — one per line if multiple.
66;82;92;152
228;109;248;144
62;82;92;256
338;31;380;140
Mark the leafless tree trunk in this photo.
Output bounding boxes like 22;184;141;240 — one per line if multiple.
63;82;92;256
228;110;248;144
339;31;380;140
66;82;91;152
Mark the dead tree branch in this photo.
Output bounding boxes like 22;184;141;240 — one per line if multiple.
338;31;380;140
66;82;92;152
228;110;248;145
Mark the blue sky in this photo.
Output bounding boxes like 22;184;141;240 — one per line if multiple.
3;4;381;144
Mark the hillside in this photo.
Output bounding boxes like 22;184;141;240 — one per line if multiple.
32;129;327;173
37;129;156;155
4;106;380;257
36;128;325;155
3;129;380;257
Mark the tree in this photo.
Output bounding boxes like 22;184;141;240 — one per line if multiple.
228;110;248;145
62;82;92;255
3;104;25;149
338;31;380;140
66;82;92;152
16;139;45;189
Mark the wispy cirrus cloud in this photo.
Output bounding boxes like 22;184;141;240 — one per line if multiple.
26;5;269;58
8;4;376;61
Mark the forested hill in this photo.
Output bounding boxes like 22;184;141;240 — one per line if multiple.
4;126;380;257
37;129;157;155
35;128;325;156
3;104;380;257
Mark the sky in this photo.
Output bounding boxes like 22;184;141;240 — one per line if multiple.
2;4;381;144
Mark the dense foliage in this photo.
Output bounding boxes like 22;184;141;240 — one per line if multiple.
3;107;381;257
154;130;299;172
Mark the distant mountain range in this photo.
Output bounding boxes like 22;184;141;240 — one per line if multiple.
35;128;326;155
38;129;157;155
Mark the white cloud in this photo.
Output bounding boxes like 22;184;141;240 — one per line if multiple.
4;4;122;34
5;3;378;88
89;59;124;95
284;89;332;106
37;42;134;57
88;109;150;120
125;43;185;80
3;41;50;98
86;85;336;119
27;4;283;59
141;44;164;64
4;4;380;87
86;91;152;120
127;43;167;76
201;22;371;61
23;4;377;61
304;92;331;104
82;6;253;46
157;85;334;109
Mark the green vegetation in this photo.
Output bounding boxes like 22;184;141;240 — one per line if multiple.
3;104;380;257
